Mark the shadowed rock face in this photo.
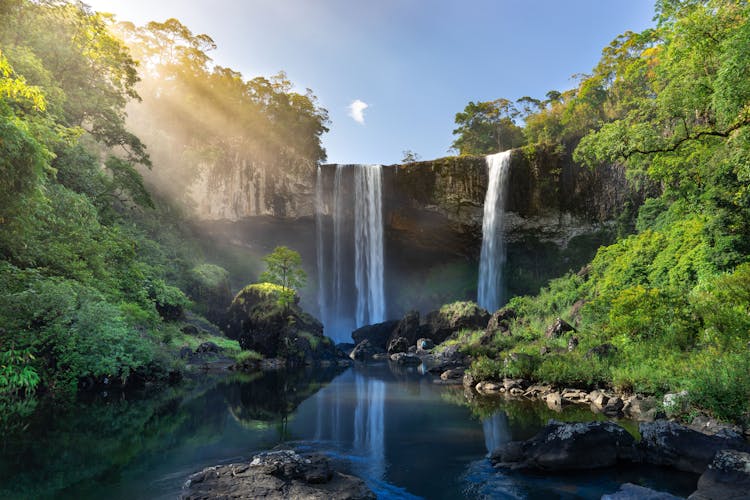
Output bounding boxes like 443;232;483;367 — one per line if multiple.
224;284;336;363
181;450;375;500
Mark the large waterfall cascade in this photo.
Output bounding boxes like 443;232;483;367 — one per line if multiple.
316;164;386;341
477;150;512;312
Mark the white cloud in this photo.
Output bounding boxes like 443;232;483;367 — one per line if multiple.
348;99;369;124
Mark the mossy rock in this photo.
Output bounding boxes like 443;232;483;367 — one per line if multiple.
423;301;491;344
224;283;335;363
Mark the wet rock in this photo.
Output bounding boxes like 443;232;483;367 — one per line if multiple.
463;371;477;389
524;384;553;398
603;483;683;500
351;320;399;350
336;343;356;357
372;352;390;361
389;352;421;365
545;391;563;411
476;381;503;394
349;340;384;361
544;317;575;339
441;368;465;381
486;307;516;335
561;389;588;403
623;396;658;421
387;336;409;355
502;378;526;391
688;414;744;439
603;396;625;417
415;338;435;352
491;420;638;471
689;450;750;500
421;344;468;373
390;310;423;346
639;420;750;474
181;449;375;500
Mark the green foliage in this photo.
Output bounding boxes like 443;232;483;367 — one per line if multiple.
684;350;750;423
451;99;525;154
259;246;306;310
0;346;40;398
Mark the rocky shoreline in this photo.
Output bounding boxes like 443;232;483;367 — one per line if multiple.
490;419;750;499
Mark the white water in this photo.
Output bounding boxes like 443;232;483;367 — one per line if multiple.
354;165;385;326
477;151;512;312
315;164;385;341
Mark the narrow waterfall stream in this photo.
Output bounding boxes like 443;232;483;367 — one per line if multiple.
316;164;385;341
477;150;512;312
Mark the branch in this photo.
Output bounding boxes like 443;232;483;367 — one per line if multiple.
622;117;750;159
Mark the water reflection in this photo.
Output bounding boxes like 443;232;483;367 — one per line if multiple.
0;364;700;500
482;411;510;455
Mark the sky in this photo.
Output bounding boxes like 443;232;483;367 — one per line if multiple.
85;0;656;165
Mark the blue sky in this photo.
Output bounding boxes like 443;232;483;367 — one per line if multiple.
86;0;656;164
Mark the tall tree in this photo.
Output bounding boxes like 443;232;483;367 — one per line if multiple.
451;98;525;155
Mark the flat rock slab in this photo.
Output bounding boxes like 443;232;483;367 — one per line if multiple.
602;483;684;500
181;450;374;500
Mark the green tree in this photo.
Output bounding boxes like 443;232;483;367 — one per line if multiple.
259;246;307;310
451;98;525;155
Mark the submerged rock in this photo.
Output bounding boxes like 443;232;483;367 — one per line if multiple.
603;483;683;500
490;420;638;471
181;449;374;500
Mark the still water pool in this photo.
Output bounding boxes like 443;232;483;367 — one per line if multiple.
0;363;697;499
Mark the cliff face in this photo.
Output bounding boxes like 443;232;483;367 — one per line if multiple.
189;157;316;221
382;146;639;257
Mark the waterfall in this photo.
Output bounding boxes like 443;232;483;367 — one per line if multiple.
477;151;512;312
315;164;385;342
354;165;385;326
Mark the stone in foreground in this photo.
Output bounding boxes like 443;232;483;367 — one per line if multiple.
490;420;637;471
688;450;750;500
182;450;374;500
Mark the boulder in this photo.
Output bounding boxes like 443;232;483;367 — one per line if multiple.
440;368;465;381
422;301;491;344
351;320;399;350
420;344;469;373
181;324;200;336
349;340;383;362
196;341;221;354
186;263;233;326
603;483;683;500
181;449;375;500
387;336;409;355
486;307;516;335
336;343;356;357
603;396;625;417
545;391;563;411
416;338;435;352
623;396;658;421
544;317;575;338
567;336;579;351
491;420;638;471
689;450;750;500
389;352;421;365
476;381;503;394
639;420;750;474
224;283;336;363
389;310;423;346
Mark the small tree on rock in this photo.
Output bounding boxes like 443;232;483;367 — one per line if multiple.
259;246;307;311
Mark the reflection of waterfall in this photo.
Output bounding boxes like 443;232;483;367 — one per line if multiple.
353;373;386;480
482;411;510;455
477;151;512;312
316;165;385;341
